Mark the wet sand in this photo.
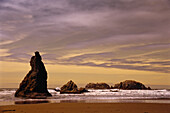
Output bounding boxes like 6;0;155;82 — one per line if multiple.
0;103;170;113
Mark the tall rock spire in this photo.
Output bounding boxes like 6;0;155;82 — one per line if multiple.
15;51;52;98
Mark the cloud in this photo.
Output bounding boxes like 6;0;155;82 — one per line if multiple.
53;52;170;73
0;0;170;73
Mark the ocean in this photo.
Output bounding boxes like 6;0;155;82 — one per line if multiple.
0;88;170;106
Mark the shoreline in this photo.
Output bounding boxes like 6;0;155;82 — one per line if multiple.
1;103;170;113
1;98;170;106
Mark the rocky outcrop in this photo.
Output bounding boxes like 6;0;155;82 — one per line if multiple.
15;51;52;98
60;80;88;94
85;83;111;89
78;87;88;93
113;80;151;90
54;87;60;92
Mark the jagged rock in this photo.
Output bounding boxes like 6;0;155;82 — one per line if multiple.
60;80;88;94
54;87;60;92
113;80;151;90
15;51;52;98
85;83;111;89
110;86;114;89
148;87;151;90
78;87;88;93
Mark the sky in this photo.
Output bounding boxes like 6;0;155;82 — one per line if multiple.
0;0;170;88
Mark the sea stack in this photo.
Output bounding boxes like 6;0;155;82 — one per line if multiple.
85;83;111;89
15;51;52;98
113;80;151;90
60;80;88;94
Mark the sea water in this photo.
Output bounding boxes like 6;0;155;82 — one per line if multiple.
0;88;170;106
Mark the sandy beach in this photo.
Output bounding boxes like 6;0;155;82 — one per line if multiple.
0;103;170;113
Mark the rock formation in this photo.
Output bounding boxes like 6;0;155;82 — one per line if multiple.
113;80;151;90
54;87;60;92
60;80;88;94
85;83;111;89
15;51;52;98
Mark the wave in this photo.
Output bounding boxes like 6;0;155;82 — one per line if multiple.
0;88;170;105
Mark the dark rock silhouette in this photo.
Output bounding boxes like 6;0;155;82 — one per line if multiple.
60;80;88;94
78;87;88;93
15;51;52;98
113;80;151;90
110;86;114;89
54;87;60;92
85;83;111;89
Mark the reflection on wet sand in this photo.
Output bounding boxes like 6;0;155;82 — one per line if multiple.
60;100;86;103
15;100;49;104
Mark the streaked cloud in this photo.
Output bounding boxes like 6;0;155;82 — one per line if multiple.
0;0;170;73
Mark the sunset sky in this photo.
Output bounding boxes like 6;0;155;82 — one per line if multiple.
0;0;170;88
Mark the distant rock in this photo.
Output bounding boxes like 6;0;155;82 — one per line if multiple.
110;86;114;89
15;51;52;98
78;87;88;93
85;83;111;89
147;87;151;90
54;87;60;92
113;80;151;90
60;80;88;94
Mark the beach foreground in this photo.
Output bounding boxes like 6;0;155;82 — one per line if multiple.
0;103;170;113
